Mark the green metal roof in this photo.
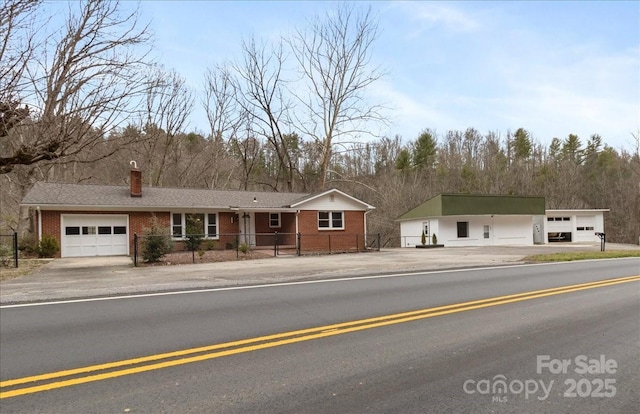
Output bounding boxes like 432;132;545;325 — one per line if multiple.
398;194;545;220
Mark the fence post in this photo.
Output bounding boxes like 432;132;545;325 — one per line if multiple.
328;234;331;254
356;234;359;253
133;233;138;267
235;234;239;259
377;233;381;251
13;232;18;268
273;232;278;257
297;233;301;256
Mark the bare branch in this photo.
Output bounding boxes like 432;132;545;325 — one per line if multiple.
234;37;299;191
289;4;386;188
1;0;152;174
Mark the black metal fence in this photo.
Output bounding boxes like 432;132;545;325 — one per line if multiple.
132;232;380;266
0;232;19;268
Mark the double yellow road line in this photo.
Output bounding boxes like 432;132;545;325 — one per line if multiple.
2;275;639;399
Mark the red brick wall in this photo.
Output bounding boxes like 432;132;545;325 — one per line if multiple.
297;210;366;252
39;209;367;256
129;212;170;254
40;210;61;256
218;212;239;248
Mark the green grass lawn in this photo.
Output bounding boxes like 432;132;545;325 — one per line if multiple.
524;250;640;262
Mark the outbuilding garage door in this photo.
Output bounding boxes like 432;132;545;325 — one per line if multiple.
546;215;572;242
61;215;128;257
575;215;596;242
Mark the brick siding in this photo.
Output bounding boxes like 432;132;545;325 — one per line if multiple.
38;208;367;257
297;210;366;252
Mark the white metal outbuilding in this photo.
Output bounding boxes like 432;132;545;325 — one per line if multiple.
544;209;608;244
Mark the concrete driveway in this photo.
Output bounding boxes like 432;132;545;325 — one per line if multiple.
42;256;133;269
1;243;638;304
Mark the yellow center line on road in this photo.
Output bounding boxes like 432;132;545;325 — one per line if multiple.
1;275;639;399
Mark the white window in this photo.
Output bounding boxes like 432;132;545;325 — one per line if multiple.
269;213;281;228
318;211;344;230
483;225;490;239
172;214;182;237
171;213;219;239
207;214;217;237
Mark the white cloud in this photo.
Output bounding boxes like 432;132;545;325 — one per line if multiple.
391;1;481;38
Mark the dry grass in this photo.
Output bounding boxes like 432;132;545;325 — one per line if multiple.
0;259;52;281
140;249;274;266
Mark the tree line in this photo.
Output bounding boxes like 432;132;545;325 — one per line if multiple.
1;0;639;246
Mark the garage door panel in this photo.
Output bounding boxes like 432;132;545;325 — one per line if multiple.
575;215;596;241
61;215;128;257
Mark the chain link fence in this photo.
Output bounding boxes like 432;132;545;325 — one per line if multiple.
132;232;380;266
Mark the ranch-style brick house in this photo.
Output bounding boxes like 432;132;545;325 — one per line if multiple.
21;168;375;258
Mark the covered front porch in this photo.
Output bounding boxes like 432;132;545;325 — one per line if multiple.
236;210;298;248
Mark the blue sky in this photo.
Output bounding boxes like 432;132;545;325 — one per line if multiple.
114;1;640;150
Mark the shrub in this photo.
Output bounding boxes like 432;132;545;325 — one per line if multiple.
18;233;38;255
184;215;203;252
205;240;217;250
421;230;426;245
0;244;12;267
239;242;250;255
141;216;173;263
37;234;59;258
432;233;438;245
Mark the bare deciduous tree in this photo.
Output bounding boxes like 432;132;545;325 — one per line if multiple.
136;67;194;186
202;65;242;189
289;4;385;189
235;37;298;192
0;0;151;174
229;116;264;191
0;0;41;138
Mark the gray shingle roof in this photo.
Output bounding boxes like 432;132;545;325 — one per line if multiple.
21;182;311;210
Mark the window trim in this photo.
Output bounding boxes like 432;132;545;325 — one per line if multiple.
171;212;219;240
318;211;344;230
206;213;218;238
269;212;281;229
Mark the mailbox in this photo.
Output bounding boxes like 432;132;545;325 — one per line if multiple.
595;232;605;251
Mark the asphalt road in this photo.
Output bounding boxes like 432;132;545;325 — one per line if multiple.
1;259;639;413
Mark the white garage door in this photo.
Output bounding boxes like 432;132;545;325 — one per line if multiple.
546;215;572;242
575;215;596;242
61;215;128;257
